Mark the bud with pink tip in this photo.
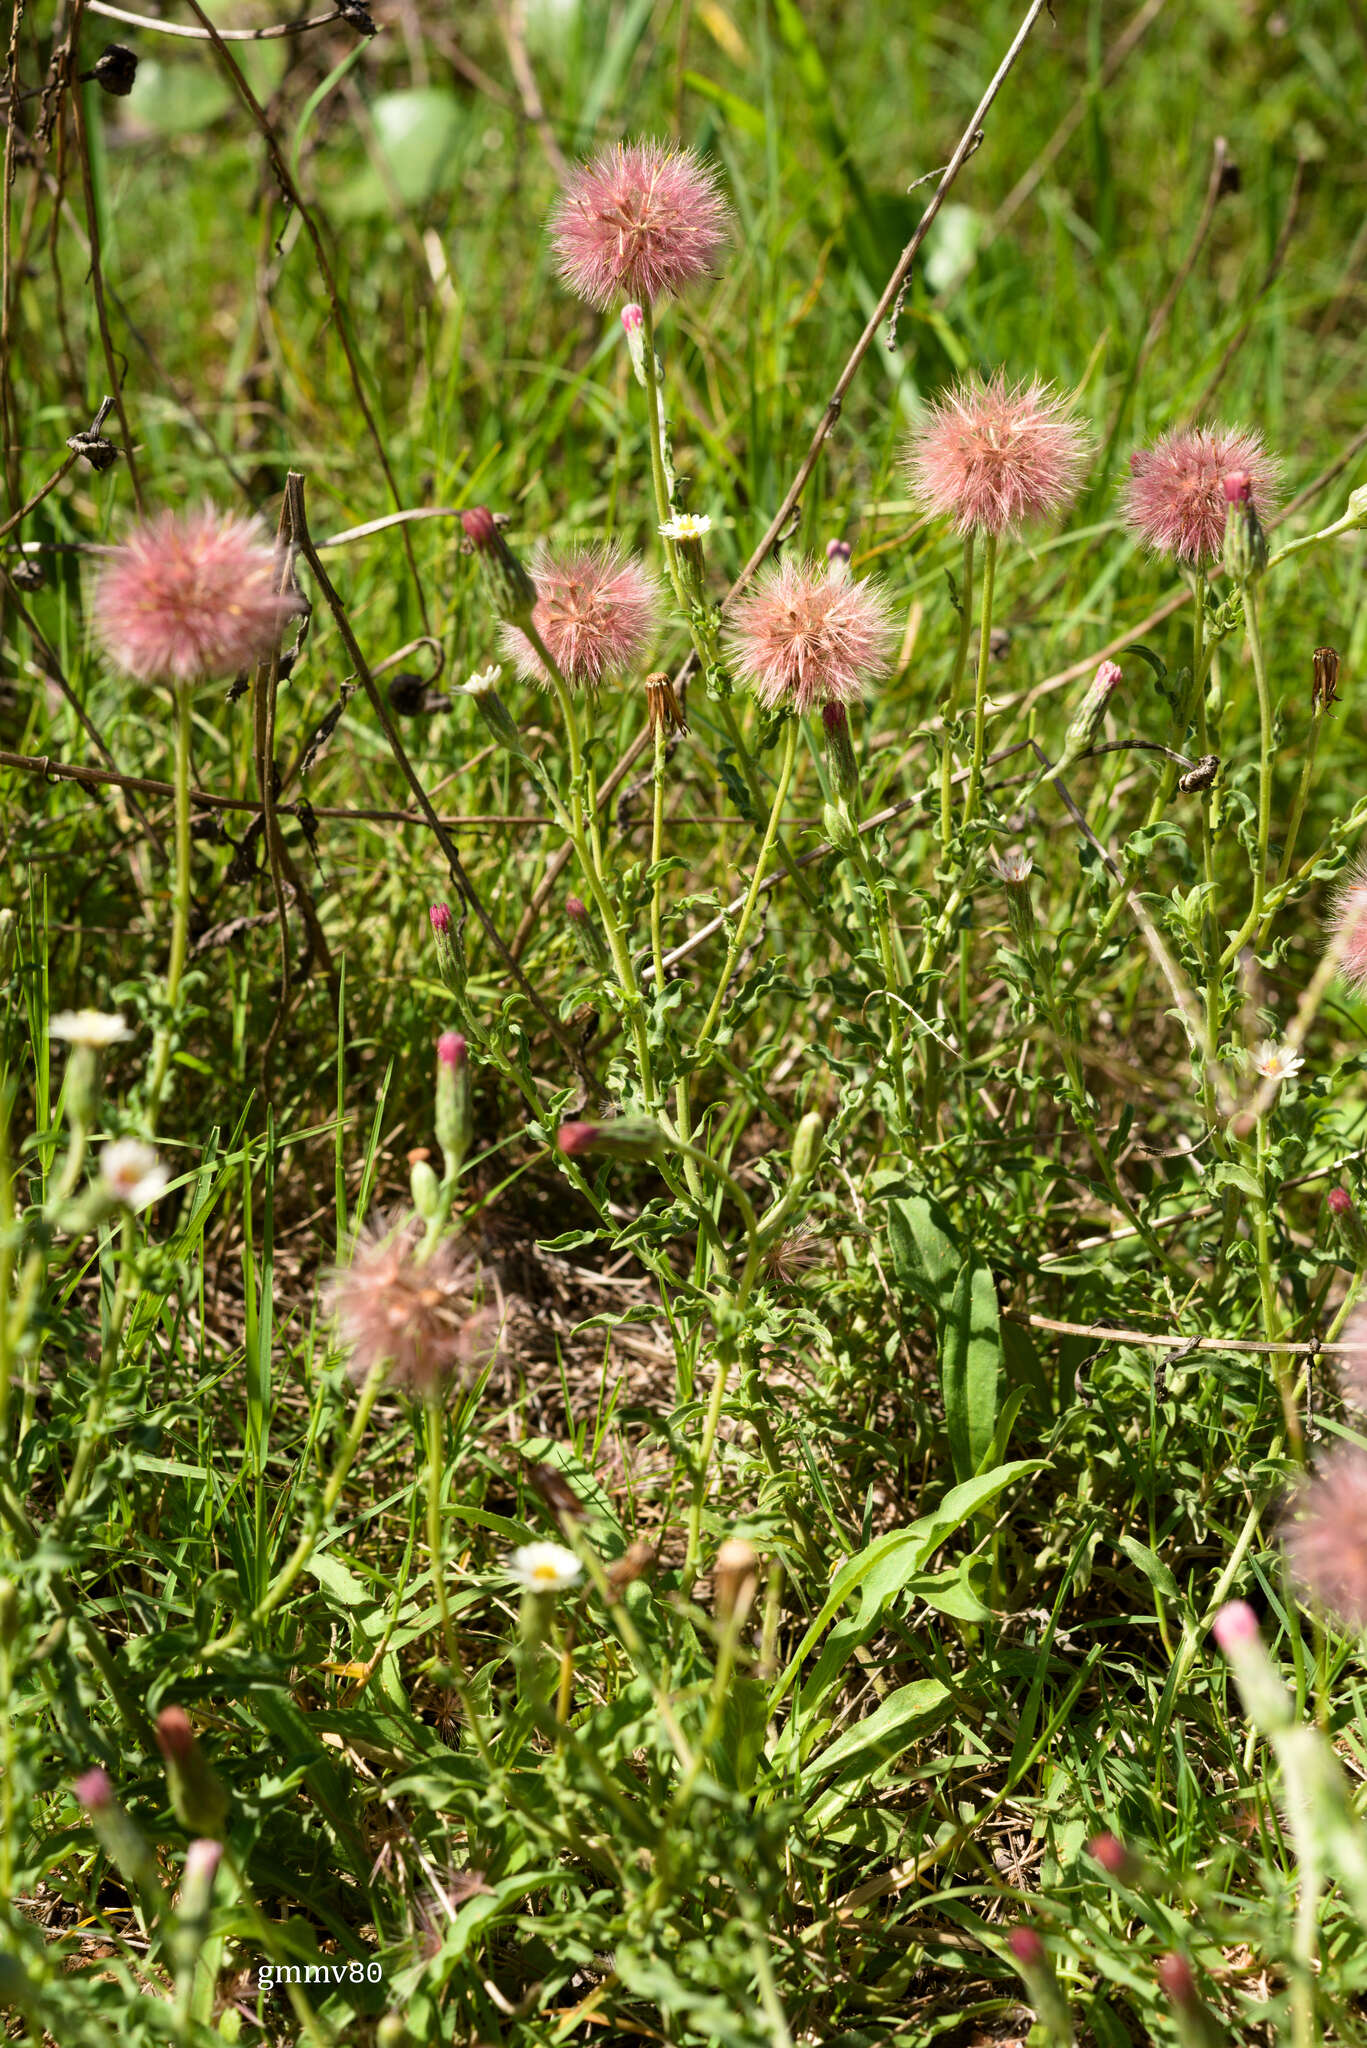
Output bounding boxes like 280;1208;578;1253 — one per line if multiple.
1060;659;1122;769
566;894;609;970
1222;468;1268;583
429;903;452;938
428;899;467;1001
461;506;538;627
556;1119;665;1162
1156;1952;1230;2048
75;1767;113;1811
1005;1925;1074;2042
75;1765;162;1898
156;1706;229;1837
1326;1185;1367;1265
1211;1601;1293;1733
435;1031;471;1181
621;301;649;384
1087;1830;1141;1883
825;538;852;584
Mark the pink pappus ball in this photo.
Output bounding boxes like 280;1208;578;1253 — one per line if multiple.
93;504;299;686
551;141;730;310
1122;423;1280;565
904;369;1092;539
724;555;896;716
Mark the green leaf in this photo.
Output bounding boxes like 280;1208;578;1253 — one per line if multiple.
882;1185;962;1321
337;88;466;219
803;1680;953;1824
941;1261;1002;1483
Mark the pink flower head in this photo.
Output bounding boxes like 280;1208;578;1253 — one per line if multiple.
1122;423;1280;565
93;506;297;684
904;370;1090;539
326;1217;493;1395
1284;1444;1367;1629
724;556;896;713
1329;859;1367;995
551;140;729;310
74;1767;113;1811
621;303;644;335
501;543;659;691
429;903;452;937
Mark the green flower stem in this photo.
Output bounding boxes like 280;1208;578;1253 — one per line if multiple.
639;298;688;619
1265;508;1361;575
1220;579;1276;963
524;622;656;1106
851;836;909;1128
54;1218;135;1529
939;532;976;855
962;532;998;826
650;715;668;990
694;717;801;1055
1253;1110;1303;1460
145;683;193;1126
1276;703;1326;889
422;1390;503;1780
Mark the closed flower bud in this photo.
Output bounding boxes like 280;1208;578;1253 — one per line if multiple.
992;848;1036;947
1211;1601;1293;1733
1347;484;1367;529
1060;660;1122;769
428;901;467;999
790;1110;824;1193
556;1118;665;1162
76;1766;163;1899
825;538;852;584
435;1032;471;1181
178;1837;223;1926
1326;1186;1367;1265
155;1706;229;1838
566;895;609;969
1088;1830;1141;1883
821;701;859;804
461;507;539;628
1221;471;1268;584
1006;1925;1073;2042
713;1536;759;1620
621;302;649;385
409;1152;441;1221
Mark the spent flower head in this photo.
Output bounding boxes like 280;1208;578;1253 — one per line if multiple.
904;370;1090;539
508;1542;582;1593
1284;1443;1367;1629
551;139;728;309
501;543;659;691
1329;859;1367;995
100;1139;168;1211
49;1009;131;1049
93;506;297;685
725;556;896;714
1122;423;1280;565
326;1217;495;1395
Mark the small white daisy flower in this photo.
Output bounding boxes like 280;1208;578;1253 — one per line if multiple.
507;1542;582;1593
659;513;712;542
100;1139;169;1210
1252;1040;1304;1085
992;849;1033;886
464;663;504;695
49;1010;131;1049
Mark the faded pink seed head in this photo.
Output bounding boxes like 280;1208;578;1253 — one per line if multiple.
74;1767;113;1811
724;556;896;714
437;1031;466;1070
1007;1926;1045;1968
326;1217;483;1395
621;303;644;334
904;370;1091;539
551;139;729;309
1284;1444;1367;1629
1211;1600;1260;1653
500;543;659;691
1328;860;1367;995
429;903;453;937
1122;423;1280;565
93;506;297;685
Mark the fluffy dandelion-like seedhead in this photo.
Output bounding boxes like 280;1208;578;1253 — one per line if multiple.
1284;1444;1367;1629
904;371;1090;539
725;556;896;714
100;1139;168;1211
501;544;658;690
1251;1040;1304;1085
508;1542;582;1593
1122;424;1280;565
1329;860;1367;995
551;140;728;309
93;507;297;685
326;1217;498;1396
49;1009;131;1049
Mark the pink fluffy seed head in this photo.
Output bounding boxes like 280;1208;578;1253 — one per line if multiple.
93;506;297;685
500;543;659;691
326;1218;486;1396
1329;861;1367;995
1122;423;1280;565
1284;1445;1367;1629
724;556;896;714
551;139;729;310
904;370;1091;539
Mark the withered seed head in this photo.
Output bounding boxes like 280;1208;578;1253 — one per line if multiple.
644;671;689;735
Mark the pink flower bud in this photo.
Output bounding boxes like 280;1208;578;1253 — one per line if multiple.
621;303;645;334
825;538;851;566
556;1119;665;1162
1212;1600;1259;1652
155;1706;195;1764
566;897;589;923
74;1767;113;1811
460;507;498;550
1008;1926;1045;1967
184;1838;223;1886
1329;1186;1353;1216
437;1031;467;1070
1088;1831;1137;1879
429;903;452;937
1222;470;1253;504
1158;1952;1198;2008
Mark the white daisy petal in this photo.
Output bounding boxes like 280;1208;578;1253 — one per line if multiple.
49;1010;131;1049
507;1542;582;1593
